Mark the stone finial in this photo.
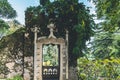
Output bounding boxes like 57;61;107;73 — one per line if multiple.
31;26;40;33
47;23;56;38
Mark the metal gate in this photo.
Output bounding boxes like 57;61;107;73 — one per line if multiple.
42;66;59;80
42;44;60;80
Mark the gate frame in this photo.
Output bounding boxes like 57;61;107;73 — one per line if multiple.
34;23;68;80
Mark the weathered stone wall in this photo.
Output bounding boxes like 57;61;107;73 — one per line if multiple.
0;61;23;79
0;49;23;79
68;67;78;80
0;55;33;80
24;56;33;80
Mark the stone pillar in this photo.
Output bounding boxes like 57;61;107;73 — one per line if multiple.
31;26;39;80
66;30;69;80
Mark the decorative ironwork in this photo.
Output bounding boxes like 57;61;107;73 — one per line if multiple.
43;66;59;75
42;66;59;80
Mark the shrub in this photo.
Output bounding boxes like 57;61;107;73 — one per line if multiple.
7;75;23;80
77;57;120;80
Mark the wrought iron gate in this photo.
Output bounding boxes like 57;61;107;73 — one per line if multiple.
42;66;59;80
42;44;60;80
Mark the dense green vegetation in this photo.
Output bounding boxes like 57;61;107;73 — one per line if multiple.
0;0;120;79
89;0;120;59
7;75;23;80
0;0;17;39
76;0;120;79
77;57;120;80
92;0;120;32
0;0;17;19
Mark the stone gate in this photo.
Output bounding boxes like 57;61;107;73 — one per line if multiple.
34;23;68;80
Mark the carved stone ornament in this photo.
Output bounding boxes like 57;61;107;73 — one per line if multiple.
47;23;56;38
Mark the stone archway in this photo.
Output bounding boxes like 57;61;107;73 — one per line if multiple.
34;23;68;80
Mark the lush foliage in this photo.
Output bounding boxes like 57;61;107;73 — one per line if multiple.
92;0;120;32
7;20;21;35
89;0;120;59
0;0;17;19
0;19;9;39
77;57;120;80
7;75;23;80
25;0;95;65
90;30;120;59
0;0;17;39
